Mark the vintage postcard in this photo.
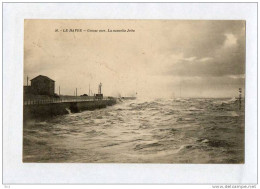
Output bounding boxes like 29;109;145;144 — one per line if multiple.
23;20;245;163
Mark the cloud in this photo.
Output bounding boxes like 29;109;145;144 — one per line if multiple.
199;57;213;62
157;21;245;79
224;33;237;47
24;20;245;98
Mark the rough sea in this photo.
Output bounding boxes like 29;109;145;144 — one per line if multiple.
23;98;244;163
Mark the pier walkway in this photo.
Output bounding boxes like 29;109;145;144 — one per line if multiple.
24;97;114;106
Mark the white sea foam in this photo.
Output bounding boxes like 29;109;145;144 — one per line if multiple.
23;98;245;163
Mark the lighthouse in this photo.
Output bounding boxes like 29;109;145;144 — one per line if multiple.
95;82;103;100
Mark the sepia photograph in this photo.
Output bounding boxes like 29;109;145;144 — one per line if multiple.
23;19;245;163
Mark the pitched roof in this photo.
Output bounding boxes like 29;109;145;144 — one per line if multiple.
31;75;55;82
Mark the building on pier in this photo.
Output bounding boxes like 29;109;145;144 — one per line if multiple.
29;75;55;96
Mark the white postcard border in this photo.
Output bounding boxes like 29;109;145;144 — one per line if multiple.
3;2;257;184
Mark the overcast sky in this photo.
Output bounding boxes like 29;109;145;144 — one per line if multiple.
24;20;245;98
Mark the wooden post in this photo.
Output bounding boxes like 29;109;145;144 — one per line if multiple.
239;88;242;110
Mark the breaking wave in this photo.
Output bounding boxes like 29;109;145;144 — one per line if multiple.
23;98;244;163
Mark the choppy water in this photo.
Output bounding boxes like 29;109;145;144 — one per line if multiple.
23;98;244;163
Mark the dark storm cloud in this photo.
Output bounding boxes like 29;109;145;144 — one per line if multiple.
163;21;245;57
161;20;245;77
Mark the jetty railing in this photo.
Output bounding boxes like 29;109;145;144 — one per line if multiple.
23;97;114;106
